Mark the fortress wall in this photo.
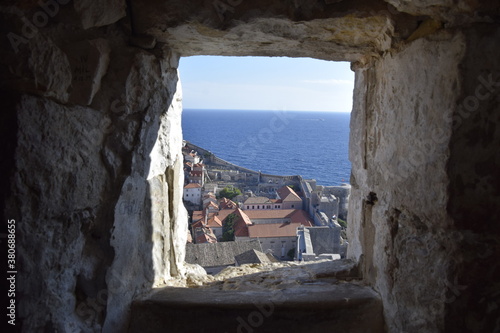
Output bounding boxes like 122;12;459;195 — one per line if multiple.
2;1;499;332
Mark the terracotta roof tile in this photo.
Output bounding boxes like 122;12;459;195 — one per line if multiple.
206;215;222;227
184;183;201;189
276;186;301;202
230;209;313;238
244;209;313;225
204;201;219;209
247;223;300;238
191;211;204;226
233;209;252;237
244;197;272;205
219;198;238;210
194;227;217;244
217;209;237;222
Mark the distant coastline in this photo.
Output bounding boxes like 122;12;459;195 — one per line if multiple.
182;109;351;186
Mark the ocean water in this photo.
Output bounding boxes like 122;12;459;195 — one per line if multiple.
182;109;351;186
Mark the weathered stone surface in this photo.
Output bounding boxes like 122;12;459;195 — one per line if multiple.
103;50;186;333
348;31;466;332
65;39;110;105
1;1;500;333
385;0;499;23
2;11;188;331
164;258;359;289
150;16;394;62
129;283;384;333
28;35;72;103
14;96;111;332
211;259;359;289
445;24;500;332
74;0;127;29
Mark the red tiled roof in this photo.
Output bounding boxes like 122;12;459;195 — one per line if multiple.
288;210;313;225
184;183;201;189
235;223;249;237
217;209;237;222
234;209;313;238
233;209;253;237
244;197;272;205
191;219;203;229
206;215;222;228
192;211;204;223
235;209;253;226
219;198;237;210
247;223;300;238
195;227;217;244
277;186;301;202
204;201;219;210
244;209;313;225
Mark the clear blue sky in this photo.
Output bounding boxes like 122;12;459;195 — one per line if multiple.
179;56;354;112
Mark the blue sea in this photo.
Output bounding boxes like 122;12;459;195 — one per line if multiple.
182;109;351;186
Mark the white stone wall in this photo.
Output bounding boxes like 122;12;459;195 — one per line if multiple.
347;32;466;332
184;187;201;205
5;13;187;331
3;1;499;332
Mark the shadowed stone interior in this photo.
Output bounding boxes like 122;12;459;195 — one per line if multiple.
1;0;499;332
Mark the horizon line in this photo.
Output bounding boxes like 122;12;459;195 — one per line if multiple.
183;107;352;113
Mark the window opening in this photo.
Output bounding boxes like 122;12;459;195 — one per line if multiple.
180;56;353;277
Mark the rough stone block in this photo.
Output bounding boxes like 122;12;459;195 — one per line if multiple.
74;0;127;29
129;284;385;333
64;39;110;105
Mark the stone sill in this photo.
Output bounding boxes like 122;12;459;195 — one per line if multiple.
129;260;385;332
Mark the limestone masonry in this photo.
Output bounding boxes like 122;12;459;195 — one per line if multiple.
1;1;499;332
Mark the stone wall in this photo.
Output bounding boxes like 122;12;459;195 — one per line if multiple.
445;24;500;332
1;2;187;332
348;31;465;332
347;25;500;332
1;1;499;332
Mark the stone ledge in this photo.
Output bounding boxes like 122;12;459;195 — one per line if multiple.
129;283;384;333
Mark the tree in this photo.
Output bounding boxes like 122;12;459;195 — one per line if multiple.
222;213;237;242
218;186;241;200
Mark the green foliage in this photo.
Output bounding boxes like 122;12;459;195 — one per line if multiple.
218;186;242;200
337;218;347;229
222;213;237;242
287;248;296;260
